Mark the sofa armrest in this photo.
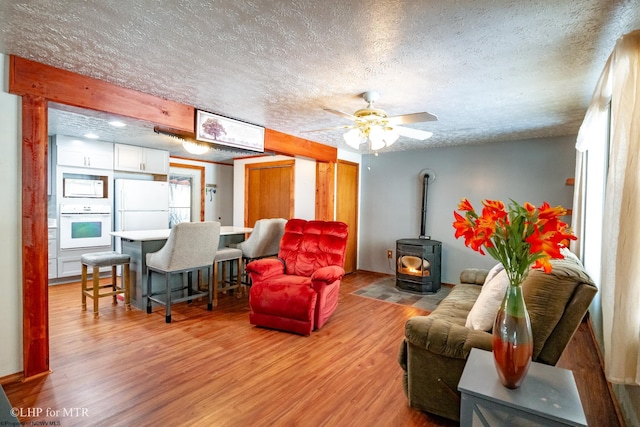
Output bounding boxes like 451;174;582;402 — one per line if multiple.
246;258;285;282
459;268;489;285
404;315;493;360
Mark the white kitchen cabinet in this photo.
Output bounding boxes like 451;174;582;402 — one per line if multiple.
48;227;58;279
114;144;169;175
56;135;114;170
57;256;82;278
57;250;111;278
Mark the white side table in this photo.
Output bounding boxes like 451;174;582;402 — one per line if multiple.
458;348;587;426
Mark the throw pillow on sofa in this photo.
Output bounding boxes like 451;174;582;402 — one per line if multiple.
465;263;509;331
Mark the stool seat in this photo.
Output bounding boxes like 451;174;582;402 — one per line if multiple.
215;248;243;262
81;251;131;319
81;251;130;267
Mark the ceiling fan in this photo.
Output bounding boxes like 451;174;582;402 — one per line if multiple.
307;91;437;150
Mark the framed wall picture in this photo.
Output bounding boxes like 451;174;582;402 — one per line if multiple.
195;110;265;152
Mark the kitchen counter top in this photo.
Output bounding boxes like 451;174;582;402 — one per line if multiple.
111;226;252;242
113;225;253;310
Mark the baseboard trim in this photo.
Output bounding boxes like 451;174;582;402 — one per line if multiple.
0;372;23;386
587;317;627;427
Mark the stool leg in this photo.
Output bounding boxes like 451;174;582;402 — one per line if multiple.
146;269;152;314
240;258;248;296
222;261;228;294
92;266;100;319
165;272;172;323
235;258;242;299
112;265;118;306
124;263;131;311
207;266;213;311
213;261;219;307
81;264;88;311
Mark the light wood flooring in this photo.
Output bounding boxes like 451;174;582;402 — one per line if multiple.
3;271;621;426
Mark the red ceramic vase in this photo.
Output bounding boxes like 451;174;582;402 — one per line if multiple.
492;284;533;389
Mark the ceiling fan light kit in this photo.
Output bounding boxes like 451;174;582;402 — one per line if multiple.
324;91;437;152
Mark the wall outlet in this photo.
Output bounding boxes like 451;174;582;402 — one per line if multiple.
387;249;393;259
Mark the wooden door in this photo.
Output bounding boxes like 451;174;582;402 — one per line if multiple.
336;160;359;274
245;160;294;227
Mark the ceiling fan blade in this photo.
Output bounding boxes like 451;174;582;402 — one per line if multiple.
387;111;438;125
324;108;357;121
302;125;354;133
394;125;433;140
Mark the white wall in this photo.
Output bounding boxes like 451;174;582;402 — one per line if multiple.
293;157;316;220
0;53;23;376
168;158;234;224
358;136;577;283
233;155;316;225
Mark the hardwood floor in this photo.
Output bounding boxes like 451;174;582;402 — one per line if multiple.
3;271;620;426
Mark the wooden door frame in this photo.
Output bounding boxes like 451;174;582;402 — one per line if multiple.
244;160;295;226
315;161;335;220
169;162;205;221
336;160;359;273
9;55;337;380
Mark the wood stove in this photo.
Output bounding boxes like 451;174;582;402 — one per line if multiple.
396;170;442;294
396;238;441;293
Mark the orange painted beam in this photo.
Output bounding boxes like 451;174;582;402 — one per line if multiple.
265;128;337;163
21;95;51;379
9;56;194;132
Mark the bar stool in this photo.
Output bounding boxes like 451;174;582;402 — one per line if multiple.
146;222;220;323
231;218;286;290
214;247;243;306
81;251;131;319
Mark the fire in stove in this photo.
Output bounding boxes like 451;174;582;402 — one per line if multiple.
397;255;431;277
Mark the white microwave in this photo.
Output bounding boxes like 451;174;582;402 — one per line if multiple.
64;178;105;198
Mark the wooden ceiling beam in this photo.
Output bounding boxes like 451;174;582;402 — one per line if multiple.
265;129;337;163
8;56;194;132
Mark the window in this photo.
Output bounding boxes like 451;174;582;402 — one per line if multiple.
169;174;192;228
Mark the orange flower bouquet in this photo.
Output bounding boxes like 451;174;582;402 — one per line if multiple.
453;198;577;388
453;198;576;287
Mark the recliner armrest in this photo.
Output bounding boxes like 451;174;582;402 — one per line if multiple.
246;258;285;282
404;315;492;360
310;265;345;289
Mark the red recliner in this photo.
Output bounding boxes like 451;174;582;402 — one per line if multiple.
246;219;349;335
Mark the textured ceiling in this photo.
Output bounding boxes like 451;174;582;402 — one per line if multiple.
1;1;639;162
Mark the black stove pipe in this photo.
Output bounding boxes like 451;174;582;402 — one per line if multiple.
419;173;430;239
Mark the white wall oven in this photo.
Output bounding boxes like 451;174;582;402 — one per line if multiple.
59;204;112;249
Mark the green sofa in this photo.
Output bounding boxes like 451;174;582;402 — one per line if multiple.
397;256;597;421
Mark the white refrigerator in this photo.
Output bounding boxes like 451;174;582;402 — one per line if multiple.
115;179;170;245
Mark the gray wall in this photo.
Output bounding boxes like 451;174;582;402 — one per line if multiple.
358;135;576;283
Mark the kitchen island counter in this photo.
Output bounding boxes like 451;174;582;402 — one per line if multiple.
111;226;253;242
111;225;252;310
